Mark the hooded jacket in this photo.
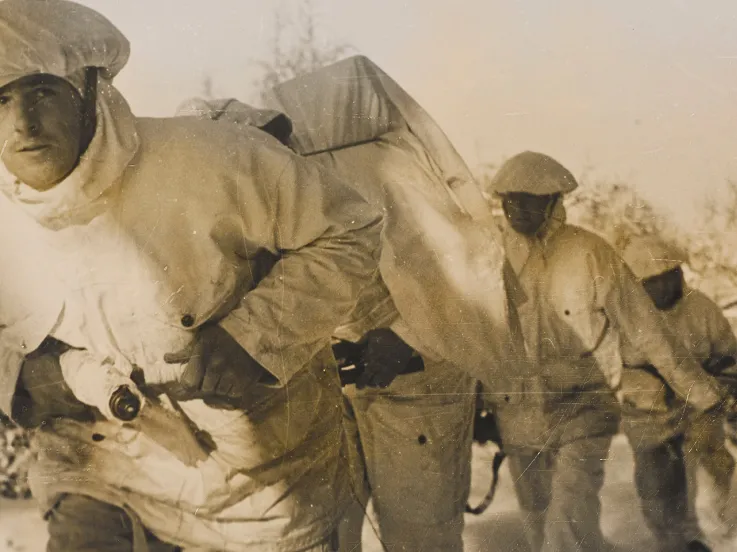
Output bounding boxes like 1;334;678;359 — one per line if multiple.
0;70;382;552
492;203;726;449
0;2;382;548
619;287;737;446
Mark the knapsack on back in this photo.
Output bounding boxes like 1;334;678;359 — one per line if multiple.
263;55;524;375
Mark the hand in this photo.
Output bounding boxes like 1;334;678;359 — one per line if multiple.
703;355;737;375
356;328;417;390
705;393;737;429
163;323;274;407
472;409;503;446
724;408;737;461
720;394;737;415
13;347;94;428
722;394;737;460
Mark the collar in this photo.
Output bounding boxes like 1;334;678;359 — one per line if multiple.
0;79;140;230
501;200;567;275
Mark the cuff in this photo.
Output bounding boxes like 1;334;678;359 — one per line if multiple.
218;314;325;386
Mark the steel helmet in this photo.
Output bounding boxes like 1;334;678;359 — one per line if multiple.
621;234;689;280
0;0;129;89
487;151;579;196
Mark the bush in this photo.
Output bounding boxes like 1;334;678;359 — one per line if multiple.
0;414;32;500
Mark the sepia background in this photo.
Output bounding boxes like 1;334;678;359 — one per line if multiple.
78;0;737;225
73;0;737;304
2;1;737;550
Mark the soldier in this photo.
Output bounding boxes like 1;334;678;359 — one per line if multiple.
485;151;733;552
0;1;383;550
620;234;737;552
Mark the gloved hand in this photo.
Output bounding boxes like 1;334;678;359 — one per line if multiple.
12;339;94;428
704;355;737;376
718;393;737;413
472;409;503;446
719;393;737;460
163;323;276;408
356;328;417;390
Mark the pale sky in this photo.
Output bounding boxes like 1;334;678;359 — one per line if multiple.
79;0;737;226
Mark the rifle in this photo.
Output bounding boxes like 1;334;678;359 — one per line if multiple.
466;389;506;516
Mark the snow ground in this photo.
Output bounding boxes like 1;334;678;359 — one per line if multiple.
1;434;733;552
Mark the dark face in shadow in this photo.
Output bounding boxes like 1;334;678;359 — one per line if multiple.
501;192;559;236
642;267;684;311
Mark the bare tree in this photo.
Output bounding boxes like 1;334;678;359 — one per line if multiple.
252;0;352;102
565;178;669;251
703;179;737;226
687;179;737;304
0;419;32;499
200;74;215;101
563;175;737;305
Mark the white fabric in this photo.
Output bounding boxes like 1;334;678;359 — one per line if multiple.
620;234;690;280
175;97;287;130
339;364;475;552
263;55;524;378
0;108;381;551
0;0;129;88
263;61;485;552
58;349;140;420
0;4;381;549
0;196;65;411
185;89;481;552
624;288;737;548
661;288;737;362
500;208;725;412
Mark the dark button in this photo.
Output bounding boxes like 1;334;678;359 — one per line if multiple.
418;434;427;445
92;433;105;442
181;314;195;327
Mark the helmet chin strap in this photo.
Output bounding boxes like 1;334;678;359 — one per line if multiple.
544;194;561;221
532;193;560;238
78;67;98;158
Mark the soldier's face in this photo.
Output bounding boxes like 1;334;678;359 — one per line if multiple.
501;192;558;236
643;267;684;310
0;74;84;191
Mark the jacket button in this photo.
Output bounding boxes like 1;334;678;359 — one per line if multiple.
181;314;195;328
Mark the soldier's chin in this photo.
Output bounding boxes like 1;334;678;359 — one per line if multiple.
509;220;541;235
